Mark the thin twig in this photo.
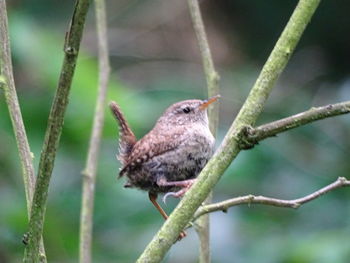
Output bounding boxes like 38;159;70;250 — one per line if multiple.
0;0;36;217
193;177;350;220
0;1;46;261
23;0;90;262
239;101;350;149
187;0;220;133
136;1;321;262
79;0;110;262
187;0;220;262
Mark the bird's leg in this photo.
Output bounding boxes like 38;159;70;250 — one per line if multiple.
148;192;186;240
148;192;168;220
156;177;196;203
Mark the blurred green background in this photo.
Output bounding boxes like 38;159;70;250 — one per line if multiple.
1;0;350;262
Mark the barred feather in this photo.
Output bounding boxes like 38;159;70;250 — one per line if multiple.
109;102;136;171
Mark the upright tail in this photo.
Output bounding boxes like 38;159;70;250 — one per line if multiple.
109;101;136;168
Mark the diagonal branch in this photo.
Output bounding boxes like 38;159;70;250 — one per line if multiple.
136;1;321;262
239;101;350;149
0;0;36;217
187;0;220;262
79;0;110;262
0;1;46;260
193;177;350;220
23;0;90;262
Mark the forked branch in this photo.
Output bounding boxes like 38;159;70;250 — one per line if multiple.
0;0;46;260
23;0;90;262
136;1;321;262
194;177;350;220
239;101;350;149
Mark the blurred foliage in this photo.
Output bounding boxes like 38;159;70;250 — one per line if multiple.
0;1;350;262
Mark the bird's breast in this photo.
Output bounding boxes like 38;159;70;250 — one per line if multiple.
149;127;214;176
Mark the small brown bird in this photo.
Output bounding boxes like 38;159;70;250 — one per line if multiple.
110;96;219;237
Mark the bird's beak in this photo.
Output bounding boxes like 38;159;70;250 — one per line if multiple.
199;95;220;110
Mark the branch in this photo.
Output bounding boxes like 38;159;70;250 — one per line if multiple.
23;0;90;262
187;0;220;262
0;1;46;261
136;0;321;262
0;0;36;218
239;101;350;149
187;0;220;134
79;0;110;262
193;177;350;220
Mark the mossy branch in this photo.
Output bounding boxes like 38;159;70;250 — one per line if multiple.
23;0;90;262
79;0;110;262
187;0;220;262
136;0;321;262
238;101;350;149
193;177;350;220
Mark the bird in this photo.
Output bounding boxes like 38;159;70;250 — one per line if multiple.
109;95;219;238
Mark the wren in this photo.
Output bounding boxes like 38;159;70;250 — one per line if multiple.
110;95;219;238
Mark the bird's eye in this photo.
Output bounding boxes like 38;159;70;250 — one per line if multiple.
182;107;191;114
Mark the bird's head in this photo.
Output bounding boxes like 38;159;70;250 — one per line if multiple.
157;95;220;127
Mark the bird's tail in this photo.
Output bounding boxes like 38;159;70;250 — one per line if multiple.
109;101;136;168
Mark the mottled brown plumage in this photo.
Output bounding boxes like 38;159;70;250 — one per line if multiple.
109;103;136;166
110;96;219;239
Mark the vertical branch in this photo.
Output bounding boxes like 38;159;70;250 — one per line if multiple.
23;0;90;262
0;1;46;261
187;0;220;133
187;0;220;262
136;0;321;262
79;0;110;262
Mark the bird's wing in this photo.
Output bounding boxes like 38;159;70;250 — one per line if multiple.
119;126;186;177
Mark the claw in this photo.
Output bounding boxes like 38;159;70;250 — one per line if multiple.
178;230;187;241
163;184;194;203
163;192;176;204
